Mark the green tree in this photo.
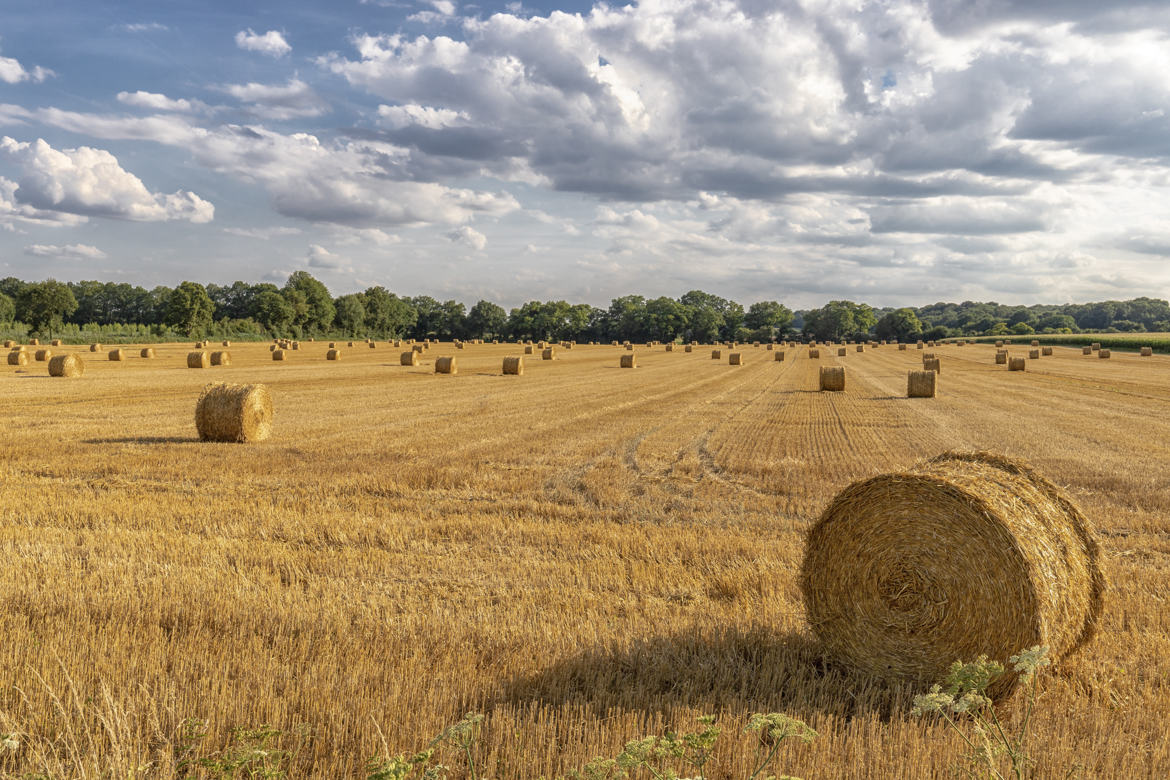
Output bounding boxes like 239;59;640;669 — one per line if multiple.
253;290;295;335
439;300;467;339
166;281;215;336
18;279;79;335
803;300;876;341
607;295;647;341
744;300;794;339
875;308;924;341
334;294;367;335
641;296;690;341
0;291;14;324
282;271;335;334
363;287;416;337
466;300;507;339
409;296;444;338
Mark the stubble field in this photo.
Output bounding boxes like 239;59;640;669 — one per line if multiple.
0;340;1167;778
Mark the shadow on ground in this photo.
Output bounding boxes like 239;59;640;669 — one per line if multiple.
82;436;197;445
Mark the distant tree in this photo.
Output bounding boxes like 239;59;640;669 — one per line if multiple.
165;281;215;336
334;294;367;334
17;279;79;335
1037;313;1077;332
803;300;876;341
641;296;690;341
438;300;467;339
362;287;416;337
744;300;794;339
283;271;335;334
0;277;28;302
923;325;949;341
607;295;647;341
253;290;295;334
0;292;14;324
466;300;507;339
875;308;924;341
409;296;444;338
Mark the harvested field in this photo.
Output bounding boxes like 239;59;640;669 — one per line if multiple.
0;340;1166;777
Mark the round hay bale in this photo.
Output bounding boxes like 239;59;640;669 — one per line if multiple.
809;348;821;359
711;349;722;360
187;351;209;368
819;365;845;391
620;353;637;368
1141;346;1153;356
1008;357;1026;371
729;352;743;365
347;341;355;347
801;451;1104;697
90;343;101;352
916;342;924;350
326;349;341;361
194;341;205;349
34;348;52;361
922;352;936;361
766;343;775;350
524;345;535;355
684;345;693;353
1029;349;1040;360
995;340;1004;348
195;382;273;443
222;340;231;347
1091;342;1101;351
995;352;1008;365
1042;347;1053;356
269;345;277;352
435;355;457;374
272;349;286;361
775;351;785;361
542;347;555;360
48;353;84;377
923;358;941;373
369;341;377;349
907;370;936;398
1099;349;1111;359
856;345;865;353
665;344;674;352
8;350;29;366
412;344;424;353
625;343;634;351
838;347;847;357
141;348;155;358
210;350;231;366
108;348;125;361
502;356;524;375
291;342;300;351
2;340;11;348
898;343;907;351
1031;339;1040;347
1082;346;1092;355
29;338;39;346
400;351;419;366
52;339;62;347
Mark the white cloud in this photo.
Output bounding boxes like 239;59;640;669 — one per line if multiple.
0;136;214;223
0;176;88;229
0;50;53;84
235;29;291;58
223;226;303;239
306;243;352;271
116;90;203;113
116;23;169;33
221;79;329;120
25;243;107;260
446;225;486;250
377;103;465;129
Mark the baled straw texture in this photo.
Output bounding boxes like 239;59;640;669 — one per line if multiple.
1099;349;1111;359
525;345;535;354
141;348;155;358
272;349;286;361
1091;342;1101;351
684;345;693;353
222;340;231;347
435;356;457;374
996;352;1008;365
1082;346;1092;355
1141;346;1153;356
729;352;743;365
907;370;936;398
29;338;39;346
2;340;11;348
52;339;62;346
856;345;865;352
542;347;556;360
800;451;1103;698
400;351;419;366
210;351;231;366
620;353;637;368
187;351;209;369
775;351;785;361
711;349;722;360
90;343;101;352
923;358;941;373
819;365;845;391
8;350;28;366
34;349;51;362
809;349;821;359
326;349;341;361
665;344;674;352
1029;349;1040;359
1031;340;1040;347
48;354;84;377
108;349;125;361
1042;347;1053;356
1009;357;1026;371
502;356;523;375
195;382;273;443
838;348;847;356
898;343;907;350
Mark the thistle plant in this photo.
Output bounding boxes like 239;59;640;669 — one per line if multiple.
912;645;1051;780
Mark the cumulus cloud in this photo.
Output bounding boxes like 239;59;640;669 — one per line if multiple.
0;51;53;84
446;225;486;250
221;79;329;119
116;90;203;113
0;176;88;229
235;29;291;57
223;226;303;239
306;243;352;271
0;136;214;223
25;243;107;260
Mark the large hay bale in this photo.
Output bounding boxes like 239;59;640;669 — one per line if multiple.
141;348;155;358
291;342;300;351
838;347;847;357
922;352;935;361
819;365;845;391
326;349;341;361
503;356;523;375
995;352;1008;365
8;350;28;366
625;343;634;351
400;351;419;366
775;351;785;361
90;343;101;352
272;349;286;361
809;349;821;359
108;349;125;361
34;349;51;361
916;342;924;350
766;343;774;351
995;340;1004;348
195;382;273;443
210;351;231;366
800;451;1104;697
524;345;535;355
907;370;936;398
435;356;457;374
1042;347;1053;356
1141;346;1153;356
1009;357;1026;371
48;353;84;377
542;347;556;360
665;344;674;352
187;351;210;368
1029;349;1040;359
1099;349;1111;359
620;353;637;368
1082;346;1092;355
711;349;722;360
923;357;941;373
729;352;743;365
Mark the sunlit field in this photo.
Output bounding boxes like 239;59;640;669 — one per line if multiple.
1;340;1167;777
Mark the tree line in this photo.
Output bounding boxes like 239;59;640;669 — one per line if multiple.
1;273;1167;342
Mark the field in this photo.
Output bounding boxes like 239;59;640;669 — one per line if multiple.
1;340;1168;778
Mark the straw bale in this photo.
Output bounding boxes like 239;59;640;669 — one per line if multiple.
684;345;693;353
626;343;634;351
801;451;1104;697
327;349;341;361
916;342;923;349
542;347;556;360
108;349;125;361
767;343;774;350
48;353;84;377
369;341;377;349
775;351;785;361
1141;347;1153;356
1082;346;1092;355
347;341;355;347
8;350;28;366
525;345;535;354
1091;342;1101;351
922;352;935;361
210;351;231;366
856;345;865;353
2;340;11;348
52;339;62;346
838;347;847;357
1031;340;1040;347
1029;349;1040;359
665;344;674;352
620;353;637;368
709;349;722;360
923;357;941;373
1009;357;1026;371
729;352;743;365
401;351;420;366
28;338;38;346
995;352;1008;365
195;382;273;443
819;365;845;391
187;351;209;368
1042;347;1053;356
34;349;51;361
898;344;907;351
435;356;457;374
291;342;300;350
503;356;523;375
328;342;336;349
141;348;155;358
90;343;101;352
1099;349;1111;359
907;370;936;398
272;349;286;361
995;340;1004;348
809;349;820;359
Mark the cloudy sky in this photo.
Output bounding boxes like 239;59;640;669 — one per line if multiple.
2;0;1170;308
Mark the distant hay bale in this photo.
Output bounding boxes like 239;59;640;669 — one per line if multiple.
12;344;25;352
620;353;637;368
291;342;300;350
326;349;341;361
8;350;28;366
222;341;231;347
907;370;936;398
1031;340;1040;347
819;365;845;391
141;348;155;358
1091;342;1101;351
916;342;924;350
29;338;39;346
524;345;535;354
775;351;785;361
665;344;674;352
348;341;355;347
195;382;273;443
898;343;907;351
34;349;51;361
272;349;286;361
1029;349;1040;359
435;355;457;374
711;349;722;360
2;340;11;348
48;353;84;377
625;343;634;351
108;349;125;361
923;357;941;373
685;345;693;353
542;347;556;360
809;349;821;359
90;343;101;352
400;351;419;366
1082;346;1092;355
922;352;936;361
210;351;231;366
1099;349;1111;359
369;341;377;349
1042;347;1053;356
856;345;864;353
328;342;336;349
800;451;1104;697
1141;346;1153;356
729;352;743;365
269;345;277;352
503;356;524;375
995;340;1004;348
187;351;210;368
767;343;774;350
413;344;425;353
1009;357;1026;371
838;347;847;357
996;352;1008;365
52;339;62;346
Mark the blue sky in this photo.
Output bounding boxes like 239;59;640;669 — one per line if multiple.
3;0;1170;308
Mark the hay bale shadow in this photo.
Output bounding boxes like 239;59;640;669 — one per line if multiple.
497;626;918;721
82;436;198;445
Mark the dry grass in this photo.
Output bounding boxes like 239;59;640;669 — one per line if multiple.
0;340;1167;777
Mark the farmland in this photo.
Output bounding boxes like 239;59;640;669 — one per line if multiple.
1;341;1168;777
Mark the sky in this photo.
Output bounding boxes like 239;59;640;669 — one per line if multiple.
2;0;1170;309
